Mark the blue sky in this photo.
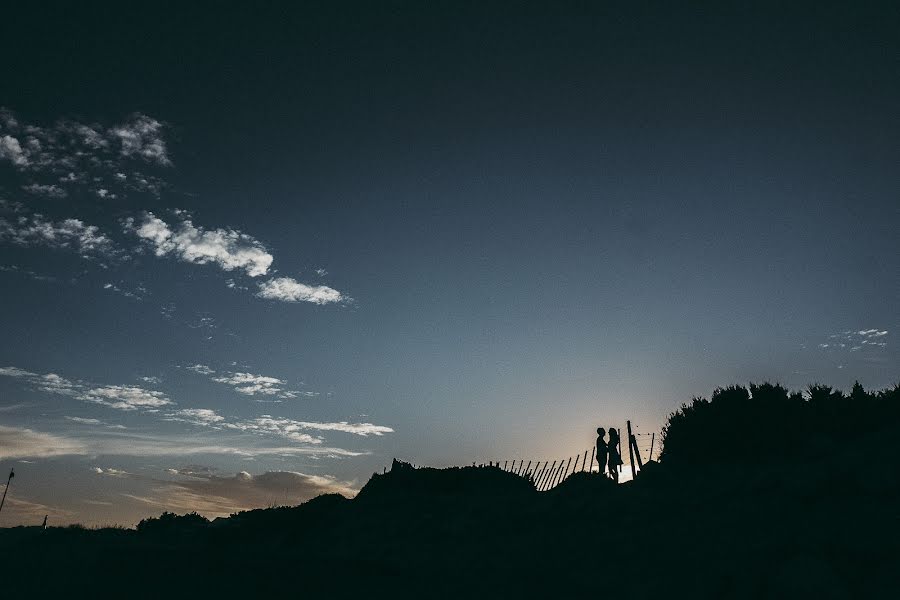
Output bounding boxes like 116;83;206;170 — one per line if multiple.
0;3;897;526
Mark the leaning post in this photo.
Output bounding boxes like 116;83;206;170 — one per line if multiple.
0;468;13;516
626;421;637;480
631;431;644;470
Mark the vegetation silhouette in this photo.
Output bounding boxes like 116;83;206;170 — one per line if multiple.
1;381;897;598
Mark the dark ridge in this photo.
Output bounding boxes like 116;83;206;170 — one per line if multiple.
2;381;898;598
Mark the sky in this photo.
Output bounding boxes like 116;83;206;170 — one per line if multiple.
0;3;897;526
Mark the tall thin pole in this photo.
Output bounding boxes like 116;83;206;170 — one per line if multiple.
589;446;595;473
523;461;532;479
631;431;644;470
626;421;637;480
0;468;14;515
539;461;556;490
582;450;588;472
649;433;655;462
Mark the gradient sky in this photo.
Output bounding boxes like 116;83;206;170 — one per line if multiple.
0;3;897;526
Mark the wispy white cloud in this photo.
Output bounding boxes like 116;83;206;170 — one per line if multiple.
0;425;89;459
184;363;215;375
0;264;57;282
822;328;889;351
0;109;171;171
91;467;130;477
211;372;300;399
184;364;315;400
0;366;171;411
257;276;344;305
224;416;323;444
0;425;366;461
0;134;28;167
121;207;345;305
22;183;67;198
102;281;148;300
224;415;393;443
64;416;127;429
0;495;75;525
65;416;102;425
0;213;118;259
126;212;274;277
165;408;225;427
109;114;170;165
79;385;172;410
129;469;356;518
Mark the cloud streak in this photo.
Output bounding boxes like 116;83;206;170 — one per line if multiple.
126;212;274;277
183;364;316;400
257;276;345;305
0;425;89;459
0;213;118;259
224;415;393;444
0;109;171;172
821;328;889;351
0;366;171;411
129;469;356;518
0;425;367;460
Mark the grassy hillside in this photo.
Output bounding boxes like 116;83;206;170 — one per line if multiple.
2;382;898;598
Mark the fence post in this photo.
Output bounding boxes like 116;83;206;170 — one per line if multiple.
557;457;570;486
551;459;566;489
523;460;532;479
626;421;637;480
531;462;543;488
649;433;655;462
546;461;559;489
540;461;556;490
0;468;14;516
582;449;588;472
571;454;580;475
561;457;572;484
631;432;644;471
546;461;560;490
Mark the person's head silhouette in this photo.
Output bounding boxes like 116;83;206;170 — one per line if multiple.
597;427;606;437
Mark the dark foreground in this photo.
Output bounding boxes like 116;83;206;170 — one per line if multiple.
2;453;897;598
3;383;899;598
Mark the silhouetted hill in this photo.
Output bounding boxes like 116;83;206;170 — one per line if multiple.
2;381;898;598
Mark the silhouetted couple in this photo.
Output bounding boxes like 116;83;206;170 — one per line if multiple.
596;427;623;483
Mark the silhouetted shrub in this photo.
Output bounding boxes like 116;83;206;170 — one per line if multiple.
659;381;900;466
136;511;209;535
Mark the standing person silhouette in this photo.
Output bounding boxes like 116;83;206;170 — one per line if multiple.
595;428;608;476
607;428;623;483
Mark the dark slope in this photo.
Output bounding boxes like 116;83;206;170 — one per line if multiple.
2;383;898;598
